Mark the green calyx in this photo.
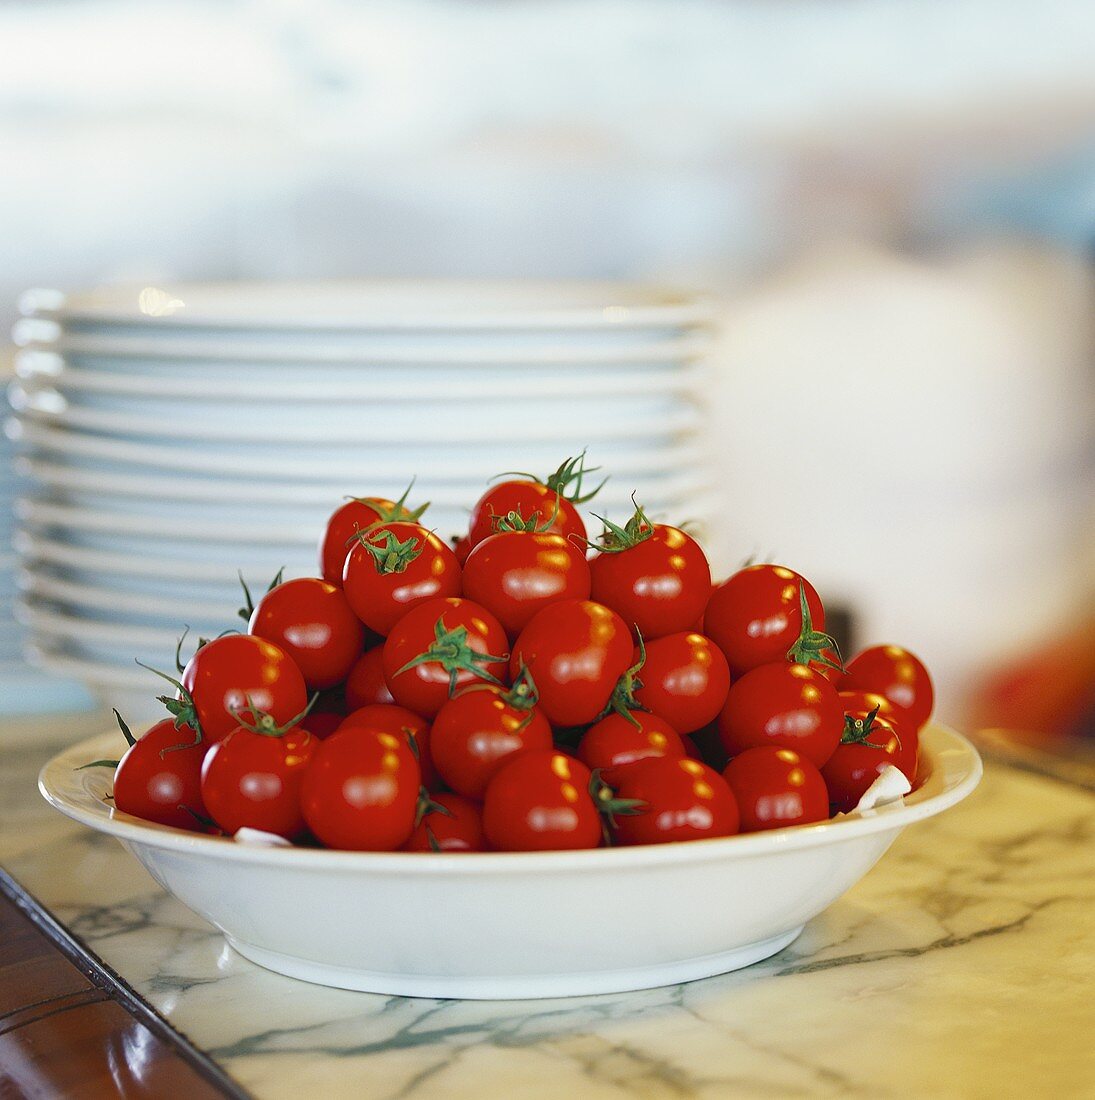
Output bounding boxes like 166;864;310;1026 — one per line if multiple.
230;694;318;738
394;616;508;697
490;494;562;535
347;478;430;526
135;654;205;754
496;450;607;505
77;707;140;770
501;661;540;712
589;770;645;845
841;706;902;751
786;582;845;674
414;786;454;828
600;630;649;727
592;494;656;553
237;567;285;622
357;528;424;575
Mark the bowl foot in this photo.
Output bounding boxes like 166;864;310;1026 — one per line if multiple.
224;926;805;1000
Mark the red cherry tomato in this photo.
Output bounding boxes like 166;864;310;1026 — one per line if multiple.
841;645;935;730
609;757;739;846
462;531;591;638
509;599;633;727
704;565;829;676
342;522;462;636
467;483;586;550
180;634;308;743
112;719;206;830
402;793;485;852
430;678;553;799
248;577;365;691
200;723;317;838
822;710;914;813
382;598;509;719
577;712;685;787
717;662;843;768
344;647;396;710
300;696;345;740
482;750;602;851
632;632;731;734
588;510;711;640
338;703;441;790
722;747;829;833
300;725;420;850
319;488;428;585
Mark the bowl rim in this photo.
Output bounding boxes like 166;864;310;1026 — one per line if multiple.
20;280;713;332
39;724;982;875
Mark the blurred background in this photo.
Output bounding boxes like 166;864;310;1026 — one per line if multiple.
2;0;1094;745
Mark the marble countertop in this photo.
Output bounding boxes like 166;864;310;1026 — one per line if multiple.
3;711;1093;1099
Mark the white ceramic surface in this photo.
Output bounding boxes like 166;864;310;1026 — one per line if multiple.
38;724;981;999
21;280;710;332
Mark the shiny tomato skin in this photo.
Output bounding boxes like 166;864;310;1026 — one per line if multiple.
462;531;591;638
180;634;308;743
633;632;731;734
342;522;462;637
301;698;345;740
717;662;843;768
430;687;553;799
589;525;711;640
822;712;913;813
577;712;685;788
610;757;739;846
509;599;633;727
320;497;397;585
112;719;206;830
703;565;826;677
402;793;485;852
344;647;396;710
382;598;509;719
338;704;441;790
467;481;586;548
722;747;829;833
200;725;317;838
248;577;365;690
482;751;602;851
841;645;935;730
300;726;420;850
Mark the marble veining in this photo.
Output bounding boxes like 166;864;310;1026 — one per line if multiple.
2;713;1093;1099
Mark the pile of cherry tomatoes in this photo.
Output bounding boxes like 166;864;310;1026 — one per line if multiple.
101;456;935;853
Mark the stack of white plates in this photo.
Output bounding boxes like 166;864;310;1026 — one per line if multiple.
10;280;713;717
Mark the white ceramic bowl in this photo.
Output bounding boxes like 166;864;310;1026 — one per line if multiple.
39;724;980;1000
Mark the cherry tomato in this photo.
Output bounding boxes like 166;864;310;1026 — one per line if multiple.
300;725;420;850
822;710;914;813
342;522;462;636
112;719;207;830
841;645;935;730
609;757;739;846
402;793;485;852
430;676;553;799
344;646;396;710
509;599;633;727
722;747;829;833
248;577;365;690
338;703;441;790
704;565;831;677
577;712;685;787
200;722;317;838
319;487;428;585
588;506;711;640
462;531;591;638
466;454;599;549
382;598;509;719
301;695;345;740
632;632;731;734
180;634;308;743
482;750;602;851
717;662;843;768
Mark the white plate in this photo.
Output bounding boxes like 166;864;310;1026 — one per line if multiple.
38;724;981;999
21;280;710;332
8;418;702;482
18;600;220;649
10;386;700;445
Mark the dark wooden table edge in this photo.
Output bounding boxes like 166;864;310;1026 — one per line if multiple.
0;866;251;1100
